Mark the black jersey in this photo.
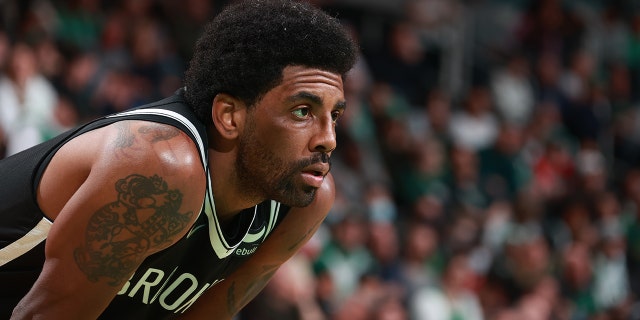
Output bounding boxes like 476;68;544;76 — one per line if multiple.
0;90;290;318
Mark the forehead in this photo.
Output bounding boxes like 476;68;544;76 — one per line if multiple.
269;66;345;100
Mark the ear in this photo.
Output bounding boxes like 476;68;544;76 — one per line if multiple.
211;93;246;140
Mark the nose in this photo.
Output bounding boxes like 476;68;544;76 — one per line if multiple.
310;116;337;155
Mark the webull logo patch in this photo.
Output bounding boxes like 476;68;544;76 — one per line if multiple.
235;246;258;256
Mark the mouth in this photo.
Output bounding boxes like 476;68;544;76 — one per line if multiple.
302;162;330;177
307;169;324;177
300;163;330;188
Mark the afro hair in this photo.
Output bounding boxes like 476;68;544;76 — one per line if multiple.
183;0;359;125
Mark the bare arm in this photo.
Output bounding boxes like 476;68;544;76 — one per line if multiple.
11;121;205;319
179;174;335;319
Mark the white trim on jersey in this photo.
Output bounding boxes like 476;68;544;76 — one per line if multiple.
242;222;266;243
203;170;257;258
0;217;52;267
203;177;283;257
266;200;280;235
106;108;207;168
242;201;280;243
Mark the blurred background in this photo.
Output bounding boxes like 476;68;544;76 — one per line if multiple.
1;0;640;319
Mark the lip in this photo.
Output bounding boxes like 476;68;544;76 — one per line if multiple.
300;163;329;188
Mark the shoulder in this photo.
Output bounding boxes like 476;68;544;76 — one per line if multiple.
91;120;207;206
94;120;203;176
38;119;206;220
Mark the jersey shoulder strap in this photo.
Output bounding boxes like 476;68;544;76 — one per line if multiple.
34;89;209;185
104;90;209;167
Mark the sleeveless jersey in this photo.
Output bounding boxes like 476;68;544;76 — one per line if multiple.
0;90;290;318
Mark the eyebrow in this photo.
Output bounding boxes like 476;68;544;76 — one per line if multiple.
287;91;347;111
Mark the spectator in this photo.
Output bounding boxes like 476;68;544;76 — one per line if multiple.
0;42;57;156
53;0;103;51
398;221;444;297
368;21;439;107
367;220;402;283
410;252;484;320
559;242;598;319
312;212;374;314
487;222;554;303
449;85;500;152
490;51;535;126
478;123;532;202
515;0;586;63
393;136;448;206
592;221;630;314
444;145;488;211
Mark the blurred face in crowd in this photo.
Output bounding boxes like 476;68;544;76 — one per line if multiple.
425;92;451;132
368;222;399;264
333;216;368;251
8;43;38;87
536;53;561;87
405;223;439;262
465;87;492;115
495;125;524;155
562;242;592;289
443;254;475;292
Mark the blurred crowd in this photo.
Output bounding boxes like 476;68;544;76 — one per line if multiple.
1;0;640;319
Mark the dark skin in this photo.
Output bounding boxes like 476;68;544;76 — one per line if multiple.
12;66;344;319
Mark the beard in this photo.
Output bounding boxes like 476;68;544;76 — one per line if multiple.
235;120;328;207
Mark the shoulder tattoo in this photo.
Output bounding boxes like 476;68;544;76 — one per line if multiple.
138;124;180;143
74;174;193;286
114;122;181;154
114;122;135;149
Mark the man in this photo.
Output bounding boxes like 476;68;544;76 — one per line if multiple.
0;0;358;318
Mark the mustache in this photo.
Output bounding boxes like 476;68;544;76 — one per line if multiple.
314;152;331;165
297;152;332;169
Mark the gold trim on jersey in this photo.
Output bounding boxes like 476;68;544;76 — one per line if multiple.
0;217;52;266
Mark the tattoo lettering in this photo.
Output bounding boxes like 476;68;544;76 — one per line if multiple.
226;265;279;316
114;123;180;160
74;174;193;286
138;124;180;143
114;122;135;149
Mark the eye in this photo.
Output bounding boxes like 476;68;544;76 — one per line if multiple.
331;110;343;123
292;107;311;119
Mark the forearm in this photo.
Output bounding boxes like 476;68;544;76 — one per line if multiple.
227;264;280;316
11;281;115;320
179;263;279;319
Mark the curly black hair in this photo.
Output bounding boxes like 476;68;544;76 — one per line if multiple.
183;0;359;126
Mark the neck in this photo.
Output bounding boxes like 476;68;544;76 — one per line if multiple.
207;147;263;223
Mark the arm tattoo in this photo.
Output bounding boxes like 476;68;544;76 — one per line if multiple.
74;174;193;286
226;265;279;317
286;218;323;252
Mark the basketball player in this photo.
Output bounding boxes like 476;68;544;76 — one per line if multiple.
0;0;358;318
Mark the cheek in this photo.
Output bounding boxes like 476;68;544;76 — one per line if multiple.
262;124;308;155
250;107;314;159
